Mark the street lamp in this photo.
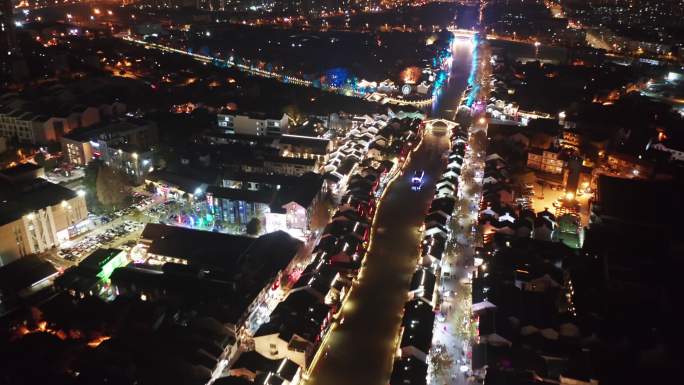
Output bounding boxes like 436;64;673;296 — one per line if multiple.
131;153;140;179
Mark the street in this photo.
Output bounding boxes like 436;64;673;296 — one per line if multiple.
425;26;483;385
428;116;487;385
305;130;450;385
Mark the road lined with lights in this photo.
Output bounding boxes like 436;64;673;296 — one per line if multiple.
119;34;436;107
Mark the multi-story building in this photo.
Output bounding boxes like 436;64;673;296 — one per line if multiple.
647;132;684;162
560;129;581;153
206;131;332;163
527;148;566;175
102;143;155;184
0;92;125;144
0;108;63;144
212;171;324;235
0;177;88;265
217;111;290;136
61;118;158;172
259;155;318;176
253;290;332;368
606;153;654;178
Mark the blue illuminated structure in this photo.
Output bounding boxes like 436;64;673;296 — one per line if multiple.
430;41;454;97
325;67;350;88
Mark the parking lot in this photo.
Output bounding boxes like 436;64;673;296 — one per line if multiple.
57;220;145;262
41;189;232;270
41;193;163;267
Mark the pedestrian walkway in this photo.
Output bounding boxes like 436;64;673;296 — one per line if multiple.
427;120;486;385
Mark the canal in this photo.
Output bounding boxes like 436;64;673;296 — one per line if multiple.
305;25;475;385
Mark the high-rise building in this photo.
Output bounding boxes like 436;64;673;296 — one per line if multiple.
0;0;17;54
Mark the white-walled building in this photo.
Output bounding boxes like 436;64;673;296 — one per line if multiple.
253;290;332;368
217;111;290;136
0;178;88;266
0;90;125;145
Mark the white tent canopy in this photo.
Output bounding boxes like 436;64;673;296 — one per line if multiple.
520;325;540;336
540;328;559;340
472;301;497;313
483;333;512;347
559;322;581;338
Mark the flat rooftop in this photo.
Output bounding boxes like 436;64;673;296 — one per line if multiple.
206;130;331;154
0;178;79;226
63;118;153;142
141;224;303;273
0;254;58;295
0;163;42;178
141;223;255;268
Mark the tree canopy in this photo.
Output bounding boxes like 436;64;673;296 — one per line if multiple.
96;165;130;209
246;217;262;236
